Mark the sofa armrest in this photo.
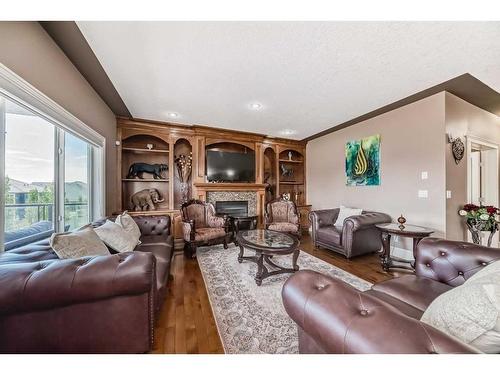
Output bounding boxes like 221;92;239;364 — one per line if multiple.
415;237;500;286
133;215;171;237
282;270;478;354
0;252;155;315
343;212;392;232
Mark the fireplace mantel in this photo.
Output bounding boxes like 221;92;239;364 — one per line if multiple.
194;182;267;191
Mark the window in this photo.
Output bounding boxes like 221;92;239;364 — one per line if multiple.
3;100;55;246
0;65;105;251
64;133;90;230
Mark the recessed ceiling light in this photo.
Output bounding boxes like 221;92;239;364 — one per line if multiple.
280;129;297;136
167;112;179;118
249;102;263;110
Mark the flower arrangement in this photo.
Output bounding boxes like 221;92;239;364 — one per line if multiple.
174;152;193;183
458;204;499;246
174;152;193;204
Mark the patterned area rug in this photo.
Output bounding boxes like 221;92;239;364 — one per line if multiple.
197;243;372;354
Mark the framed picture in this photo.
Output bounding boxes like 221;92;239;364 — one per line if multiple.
345;134;380;186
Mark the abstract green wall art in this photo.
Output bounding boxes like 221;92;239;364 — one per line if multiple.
345;134;380;186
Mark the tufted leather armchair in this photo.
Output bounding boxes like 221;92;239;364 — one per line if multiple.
309;208;391;258
0;215;174;353
181;199;229;258
282;237;500;353
265;197;301;238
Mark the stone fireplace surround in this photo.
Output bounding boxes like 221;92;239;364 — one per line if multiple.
206;191;257;216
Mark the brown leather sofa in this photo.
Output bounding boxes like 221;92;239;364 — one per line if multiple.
0;215;174;354
309;208;391;258
282;238;500;353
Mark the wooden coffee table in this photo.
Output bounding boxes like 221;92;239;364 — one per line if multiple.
236;229;300;286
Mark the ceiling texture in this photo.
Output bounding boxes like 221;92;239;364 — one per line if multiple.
76;21;500;140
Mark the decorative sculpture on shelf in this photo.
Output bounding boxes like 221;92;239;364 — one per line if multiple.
280;163;294;177
131;188;165;211
174;152;193;204
448;134;465;165
126;163;168;179
146;143;154;150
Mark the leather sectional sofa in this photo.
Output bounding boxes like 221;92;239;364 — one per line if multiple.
282;238;500;353
0;215;174;354
309;208;391;258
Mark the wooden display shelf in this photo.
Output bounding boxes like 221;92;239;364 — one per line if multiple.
279;181;304;185
278;159;304;164
122;178;169;182
122;147;169;154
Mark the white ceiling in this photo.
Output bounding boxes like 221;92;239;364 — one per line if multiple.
77;22;500;139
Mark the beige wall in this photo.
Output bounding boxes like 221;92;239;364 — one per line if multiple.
0;21;117;214
445;92;500;241
307;93;447;246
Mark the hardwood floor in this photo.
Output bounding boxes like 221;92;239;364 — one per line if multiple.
151;233;396;354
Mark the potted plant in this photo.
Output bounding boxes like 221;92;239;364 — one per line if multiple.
458;204;500;247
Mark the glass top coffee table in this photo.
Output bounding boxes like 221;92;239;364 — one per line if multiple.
236;229;300;286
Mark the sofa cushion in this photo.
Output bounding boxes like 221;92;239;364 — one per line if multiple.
316;226;342;246
94;220;137;253
194;227;226;242
268;222;299;232
364;289;424;320
50;226;110;259
115;211;142;245
334;205;362;227
372;275;452;312
421;260;500;353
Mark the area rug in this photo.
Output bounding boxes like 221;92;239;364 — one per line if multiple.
197;244;372;354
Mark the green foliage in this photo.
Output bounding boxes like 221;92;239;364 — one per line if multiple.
4;176;14;204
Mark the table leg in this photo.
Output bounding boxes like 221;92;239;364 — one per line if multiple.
411;237;423;268
380;232;392;271
255;252;264;286
292;249;300;271
238;244;244;263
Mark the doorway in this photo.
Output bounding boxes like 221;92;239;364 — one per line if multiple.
467;137;499;246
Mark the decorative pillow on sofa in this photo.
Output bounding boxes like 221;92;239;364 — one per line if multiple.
334;205;363;227
50;225;110;259
421;260;500;353
115;211;141;244
94;220;138;253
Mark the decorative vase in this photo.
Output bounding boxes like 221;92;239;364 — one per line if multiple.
179;181;189;204
397;214;406;230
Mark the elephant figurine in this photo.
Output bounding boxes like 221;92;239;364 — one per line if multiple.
131;188;165;211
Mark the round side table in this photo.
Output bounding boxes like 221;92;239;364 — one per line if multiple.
375;223;434;272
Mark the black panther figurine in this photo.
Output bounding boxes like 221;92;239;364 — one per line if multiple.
127;163;168;179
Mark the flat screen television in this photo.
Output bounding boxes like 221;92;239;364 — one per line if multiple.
206;150;255;182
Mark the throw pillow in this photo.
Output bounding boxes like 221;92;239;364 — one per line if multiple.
421;260;500;353
94;220;138;253
115;211;141;244
334;205;363;227
50;225;110;259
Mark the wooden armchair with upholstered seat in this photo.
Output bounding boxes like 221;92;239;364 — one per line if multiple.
181;199;229;258
264;197;301;238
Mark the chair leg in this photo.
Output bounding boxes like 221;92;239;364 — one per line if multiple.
223;237;228;249
190;244;197;259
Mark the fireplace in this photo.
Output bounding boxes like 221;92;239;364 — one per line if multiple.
215;200;249;217
206;191;258;216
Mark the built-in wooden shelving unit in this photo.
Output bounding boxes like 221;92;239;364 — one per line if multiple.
116;117;307;240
